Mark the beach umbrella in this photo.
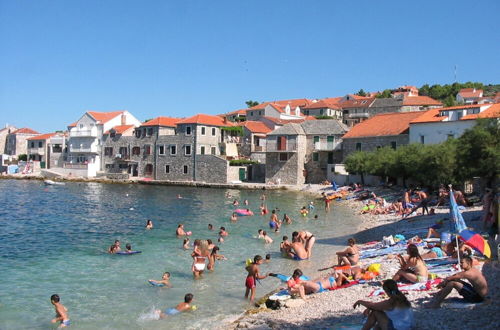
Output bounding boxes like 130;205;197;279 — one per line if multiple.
459;229;491;258
448;186;467;234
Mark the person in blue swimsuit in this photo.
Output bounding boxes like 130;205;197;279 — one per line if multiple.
50;294;70;328
157;293;195;318
287;269;348;300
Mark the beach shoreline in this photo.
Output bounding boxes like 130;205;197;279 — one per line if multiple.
228;186;500;330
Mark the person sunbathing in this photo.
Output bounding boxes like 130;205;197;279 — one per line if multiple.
336;238;359;266
393;244;428;283
428;256;488;308
287;269;348;300
354;279;414;330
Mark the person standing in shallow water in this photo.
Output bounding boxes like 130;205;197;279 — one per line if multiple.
50;294;70;328
244;255;268;302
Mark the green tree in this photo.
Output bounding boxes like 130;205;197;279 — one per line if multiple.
355;89;367;97
376;89;392;98
245;100;259;108
454;119;500;185
18;154;27;161
344;151;370;184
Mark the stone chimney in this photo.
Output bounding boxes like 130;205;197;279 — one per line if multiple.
121;114;126;125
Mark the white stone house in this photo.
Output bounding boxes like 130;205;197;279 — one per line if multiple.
245;99;314;121
67;111;141;177
27;132;67;169
456;88;483;104
409;103;500;145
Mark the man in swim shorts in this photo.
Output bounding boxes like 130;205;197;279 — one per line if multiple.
245;255;269;302
157;293;194;318
50;294;70;328
428;257;488;308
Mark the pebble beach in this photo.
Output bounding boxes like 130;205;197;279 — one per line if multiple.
229;185;500;329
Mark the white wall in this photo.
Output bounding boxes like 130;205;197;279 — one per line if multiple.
409;120;475;145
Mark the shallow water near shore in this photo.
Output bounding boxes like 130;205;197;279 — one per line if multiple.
0;180;360;329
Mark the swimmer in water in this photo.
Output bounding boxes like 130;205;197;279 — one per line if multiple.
257;229;265;239
265;254;271;263
149;272;172;287
230;212;238;221
219;227;228;237
300;206;308;217
108;240;121;254
218;237;224;243
244;199;249;205
280;236;291;255
176;224;187;236
207;246;227;271
157;293;194;318
207;239;215;250
283;213;292;224
50;294;70;328
208;223;213;230
146;220;153;230
233;199;239;206
183;238;190;249
262;231;273;244
177;194;183;199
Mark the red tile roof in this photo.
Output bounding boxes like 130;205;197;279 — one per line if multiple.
240;121;273;134
104;125;135;135
461;103;500;120
12;127;40;135
225;109;247;116
87;111;125;124
343;111;424;138
176;114;231;126
458;88;483;98
141;116;180;127
402;96;442;106
339;97;375;108
27;132;56;141
249;98;313;110
262;116;314;125
68;122;77;128
303;97;342;109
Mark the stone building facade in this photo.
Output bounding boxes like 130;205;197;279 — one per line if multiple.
6;128;40;157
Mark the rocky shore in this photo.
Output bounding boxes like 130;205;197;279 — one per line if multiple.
228;187;500;330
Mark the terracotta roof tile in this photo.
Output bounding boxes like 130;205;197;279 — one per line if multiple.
176;114;231;126
461;103;500;120
402;96;442;106
458;88;483;98
87;111;125;124
141;117;180;127
27;133;57;141
225;109;247;116
343;111;424;138
410;104;495;124
12;127;40;135
240;121;273;134
339;97;375;108
104;125;135;135
303;97;342;110
249;98;313;110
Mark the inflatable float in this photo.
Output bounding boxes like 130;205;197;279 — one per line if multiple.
235;209;254;216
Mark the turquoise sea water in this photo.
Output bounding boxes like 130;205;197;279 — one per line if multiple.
0;180;360;329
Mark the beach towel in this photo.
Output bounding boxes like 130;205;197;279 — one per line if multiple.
329;280;360;291
369;279;442;296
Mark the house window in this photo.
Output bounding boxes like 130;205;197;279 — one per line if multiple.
119;147;127;155
144;145;151;155
104;147;113;156
38;141;43;148
110;131;116;138
170;145;177;155
391;141;397;149
183;165;188;174
186;126;192;136
200;146;205;155
279;153;288;162
135;129;141;138
185;145;192;156
158;145;165;155
201;126;206;135
312;152;319;161
165;165;170;174
211;127;216;136
420;135;425;144
320;109;324;115
356;143;362;151
457;111;463;120
132;146;140;155
147;128;154;136
277;136;287;151
30;142;35;148
145;164;153;175
211;146;216;155
250;111;254;116
79;124;84;129
259;111;263;115
313;136;319;143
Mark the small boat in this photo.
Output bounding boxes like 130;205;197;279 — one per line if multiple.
44;179;65;186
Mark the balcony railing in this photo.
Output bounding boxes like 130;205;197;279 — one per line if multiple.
69;130;98;137
69;145;99;153
266;143;297;152
223;136;242;143
347;112;370;119
64;163;88;169
314;141;340;151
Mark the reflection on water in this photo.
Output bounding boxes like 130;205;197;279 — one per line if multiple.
0;180;360;329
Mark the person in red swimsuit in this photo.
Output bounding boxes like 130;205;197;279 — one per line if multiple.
245;255;269;302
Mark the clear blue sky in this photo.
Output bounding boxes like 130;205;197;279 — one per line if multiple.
1;0;499;132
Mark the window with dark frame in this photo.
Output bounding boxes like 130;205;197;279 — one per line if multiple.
183;165;188;174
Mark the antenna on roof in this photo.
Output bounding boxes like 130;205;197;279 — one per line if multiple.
454;65;457;83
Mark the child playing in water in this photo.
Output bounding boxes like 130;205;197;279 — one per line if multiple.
262;231;273;244
50;294;70;328
207;246;227;271
157;293;195;318
183;238;190;249
245;255;268;302
146;220;153;230
149;272;172;287
300;206;308;217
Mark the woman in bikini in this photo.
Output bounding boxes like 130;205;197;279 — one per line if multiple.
393;244;428;283
191;239;209;278
287;269;349;300
336;238;359;266
295;231;316;258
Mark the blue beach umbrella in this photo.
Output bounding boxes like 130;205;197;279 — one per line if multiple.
448;186;467;234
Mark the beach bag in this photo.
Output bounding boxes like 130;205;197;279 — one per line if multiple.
265;298;282;310
383;235;395;246
367;263;381;273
